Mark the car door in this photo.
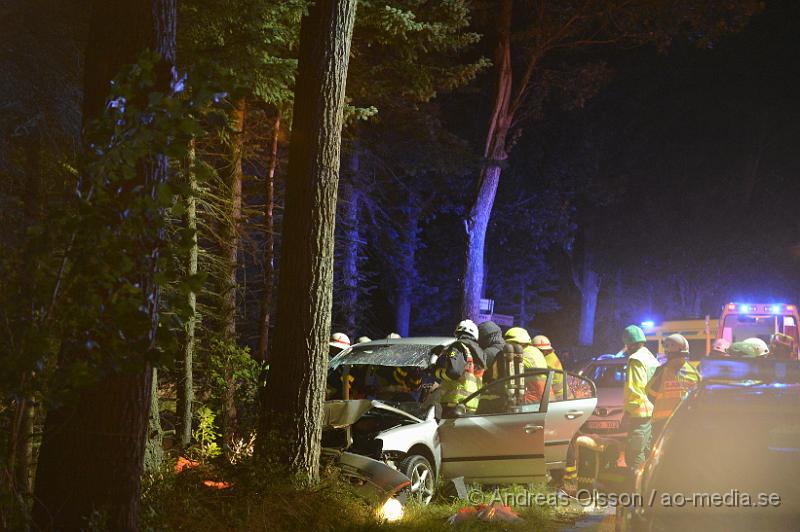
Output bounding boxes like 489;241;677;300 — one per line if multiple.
543;371;597;467
437;371;551;484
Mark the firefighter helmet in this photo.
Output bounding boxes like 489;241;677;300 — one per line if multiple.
663;333;690;355
329;332;351;350
711;338;731;354
622;325;647;345
454;320;479;341
531;335;552;351
504;327;532;345
386;332;401;339
742;337;769;357
356;336;372;344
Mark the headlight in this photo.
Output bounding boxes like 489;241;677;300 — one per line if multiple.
378;497;404;522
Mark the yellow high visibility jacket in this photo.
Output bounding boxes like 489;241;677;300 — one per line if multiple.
624;346;660;418
437;348;481;411
544;351;564;398
646;359;701;422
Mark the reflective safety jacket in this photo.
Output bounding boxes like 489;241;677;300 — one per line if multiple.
544;351;564;398
436;341;482;411
522;346;548;403
624;346;660;418
646;359;701;422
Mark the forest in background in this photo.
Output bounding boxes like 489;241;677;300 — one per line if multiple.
1;0;799;529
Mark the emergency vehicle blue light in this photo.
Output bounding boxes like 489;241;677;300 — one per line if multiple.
641;320;655;328
771;305;782;314
739;304;750;313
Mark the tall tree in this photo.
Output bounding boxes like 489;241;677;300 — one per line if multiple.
460;0;760;320
32;1;176;529
258;0;357;481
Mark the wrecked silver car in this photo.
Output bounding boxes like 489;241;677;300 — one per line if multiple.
324;337;598;503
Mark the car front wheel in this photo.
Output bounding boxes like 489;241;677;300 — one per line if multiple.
398;454;434;504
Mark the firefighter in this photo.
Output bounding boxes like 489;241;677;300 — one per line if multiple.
478;321;505;383
434;320;485;415
532;335;564;399
709;338;731;357
326;333;352;398
729;337;770;358
646;334;701;438
504;327;547;403
769;332;795;360
329;332;351;356
621;325;660;472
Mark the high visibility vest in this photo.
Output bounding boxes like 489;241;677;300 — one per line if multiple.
544;351;564;398
522;346;547;403
646;360;701;422
624;347;660;418
439;350;481;412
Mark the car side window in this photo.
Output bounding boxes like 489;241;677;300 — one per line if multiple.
468;375;544;416
565;373;595;400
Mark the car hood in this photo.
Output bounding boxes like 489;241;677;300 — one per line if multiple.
323;399;423;429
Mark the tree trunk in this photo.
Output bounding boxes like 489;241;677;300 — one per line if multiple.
221;97;245;451
577;268;600;346
461;0;513;320
32;1;175;529
258;0;358;482
257;112;281;361
144;368;164;472
340;148;361;336
176;141;197;449
394;204;419;337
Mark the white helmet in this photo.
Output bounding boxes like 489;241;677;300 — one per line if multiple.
329;332;351;350
663;333;690;355
356;336;372;344
454;319;479;341
742;337;769;357
386;332;401;339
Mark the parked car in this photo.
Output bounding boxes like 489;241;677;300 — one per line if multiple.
325;337;598;502
578;354;628;438
625;358;800;531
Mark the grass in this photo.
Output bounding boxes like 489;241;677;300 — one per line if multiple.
141;457;590;531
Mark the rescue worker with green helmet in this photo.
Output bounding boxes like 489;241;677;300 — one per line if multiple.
504;327;547;403
532;335;564;399
621;324;660;471
434;320;485;415
645;333;701;438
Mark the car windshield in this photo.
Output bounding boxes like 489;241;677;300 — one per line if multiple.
653;384;800;496
329;343;437;369
722;314;776;344
583;363;626;387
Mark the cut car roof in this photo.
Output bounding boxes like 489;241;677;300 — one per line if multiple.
329;337;454;369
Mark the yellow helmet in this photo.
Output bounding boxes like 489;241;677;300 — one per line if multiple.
504;327;531;344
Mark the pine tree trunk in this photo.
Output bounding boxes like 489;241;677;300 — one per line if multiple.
176;141;197;449
258;0;358;482
144;368;164;472
221;98;245;451
578;270;600;346
395;204;419;337
461;0;513;320
340;148;361;335
32;1;175;529
257;112;280;361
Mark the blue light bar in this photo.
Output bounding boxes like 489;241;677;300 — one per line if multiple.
641;320;655;328
771;305;782;314
739;304;750;313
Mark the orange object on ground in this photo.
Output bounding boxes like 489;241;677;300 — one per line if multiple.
202;480;232;489
175;456;200;473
